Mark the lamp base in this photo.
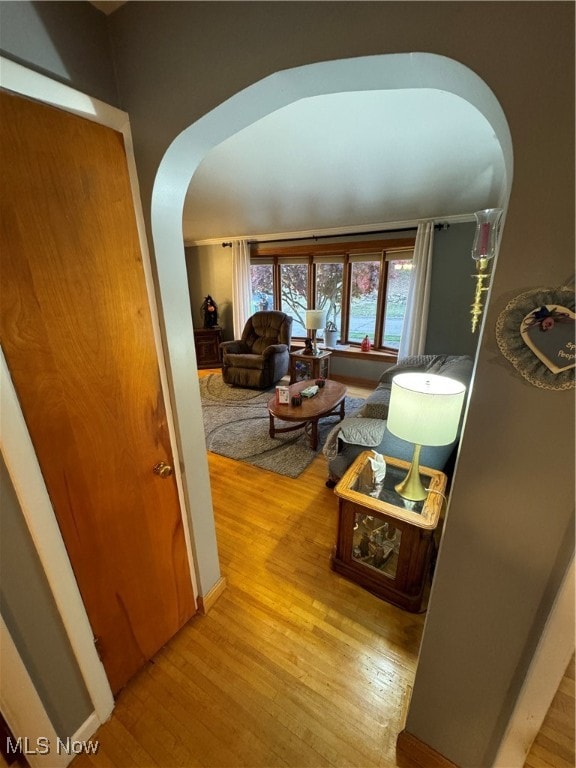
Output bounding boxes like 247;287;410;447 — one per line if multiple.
395;444;428;501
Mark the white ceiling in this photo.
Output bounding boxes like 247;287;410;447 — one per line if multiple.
183;88;506;244
87;1;506;243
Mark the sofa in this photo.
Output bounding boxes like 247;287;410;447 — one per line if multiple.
323;354;474;487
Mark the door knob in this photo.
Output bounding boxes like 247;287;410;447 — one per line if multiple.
153;461;173;479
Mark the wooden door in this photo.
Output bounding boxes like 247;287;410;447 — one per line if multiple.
0;91;196;694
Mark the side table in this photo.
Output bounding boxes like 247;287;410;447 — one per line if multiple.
332;451;447;612
193;327;222;369
289;349;331;384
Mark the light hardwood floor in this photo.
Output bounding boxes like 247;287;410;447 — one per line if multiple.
524;654;575;768
65;371;572;768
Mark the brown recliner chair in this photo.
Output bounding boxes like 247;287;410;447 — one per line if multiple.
220;311;293;388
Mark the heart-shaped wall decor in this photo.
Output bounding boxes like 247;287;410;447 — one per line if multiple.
520;304;575;374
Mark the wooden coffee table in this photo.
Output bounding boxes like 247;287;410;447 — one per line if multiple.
267;379;348;450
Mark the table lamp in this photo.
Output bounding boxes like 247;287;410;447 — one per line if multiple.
386;372;466;501
305;309;326;355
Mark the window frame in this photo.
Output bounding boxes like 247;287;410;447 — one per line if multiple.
250;237;415;355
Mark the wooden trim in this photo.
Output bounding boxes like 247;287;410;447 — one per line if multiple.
396;730;459;768
252;237;415;256
196;576;227;615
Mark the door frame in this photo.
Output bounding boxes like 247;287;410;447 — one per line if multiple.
0;57;198;726
1;346;113;726
0;615;96;768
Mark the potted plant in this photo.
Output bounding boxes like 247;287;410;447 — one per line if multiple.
324;320;339;348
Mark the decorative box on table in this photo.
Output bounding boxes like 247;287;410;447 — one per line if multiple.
332;451;447;612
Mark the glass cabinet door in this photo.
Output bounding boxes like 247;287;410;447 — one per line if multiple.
352;511;401;579
294;359;312;381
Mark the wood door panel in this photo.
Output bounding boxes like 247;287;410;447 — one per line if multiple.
0;91;195;693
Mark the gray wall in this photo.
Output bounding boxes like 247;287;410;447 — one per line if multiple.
0;455;92;737
0;2;573;765
185;243;234;338
0;0;119;107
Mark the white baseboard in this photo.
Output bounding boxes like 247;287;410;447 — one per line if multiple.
72;712;101;743
196;576;227;614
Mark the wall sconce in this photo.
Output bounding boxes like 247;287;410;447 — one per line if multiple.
305;309;326;355
470;208;503;332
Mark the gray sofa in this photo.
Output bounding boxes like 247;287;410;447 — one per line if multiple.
323;354;474;487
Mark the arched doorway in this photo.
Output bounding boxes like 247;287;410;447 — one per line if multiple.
150;51;512;597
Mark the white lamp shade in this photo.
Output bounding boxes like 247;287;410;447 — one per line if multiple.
387;373;466;446
305;309;326;330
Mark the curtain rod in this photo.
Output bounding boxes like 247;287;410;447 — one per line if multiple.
221;223;449;247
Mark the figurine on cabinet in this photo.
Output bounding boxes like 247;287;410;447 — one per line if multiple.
358;532;370;557
200;295;219;328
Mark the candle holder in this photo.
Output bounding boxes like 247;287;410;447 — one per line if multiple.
470;208;503;332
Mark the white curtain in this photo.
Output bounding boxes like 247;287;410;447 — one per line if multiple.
398;221;434;358
231;240;253;338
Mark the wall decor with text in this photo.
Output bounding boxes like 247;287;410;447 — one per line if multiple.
495;286;575;390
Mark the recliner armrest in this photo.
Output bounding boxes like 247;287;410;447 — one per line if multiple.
262;344;288;358
220;340;250;355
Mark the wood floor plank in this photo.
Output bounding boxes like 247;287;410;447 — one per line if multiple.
70;371;573;768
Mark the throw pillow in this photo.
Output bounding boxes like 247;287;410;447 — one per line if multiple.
361;385;391;419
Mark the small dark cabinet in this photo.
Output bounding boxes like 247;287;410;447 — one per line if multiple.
194;327;223;369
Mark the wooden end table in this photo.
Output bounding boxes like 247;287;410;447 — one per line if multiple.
289;349;332;384
267;379;347;451
193;327;222;369
332;451;447;612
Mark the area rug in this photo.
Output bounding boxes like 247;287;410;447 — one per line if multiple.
199;373;365;478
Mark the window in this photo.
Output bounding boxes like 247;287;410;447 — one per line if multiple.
348;257;380;344
250;262;274;313
382;256;413;350
250;238;414;355
315;260;344;332
279;261;308;336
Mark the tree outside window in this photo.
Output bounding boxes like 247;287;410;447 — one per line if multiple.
383;259;412;349
279;264;308;336
348;261;380;343
316;263;343;332
250;264;274;313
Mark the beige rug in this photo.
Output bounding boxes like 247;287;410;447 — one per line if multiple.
199;373;364;478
